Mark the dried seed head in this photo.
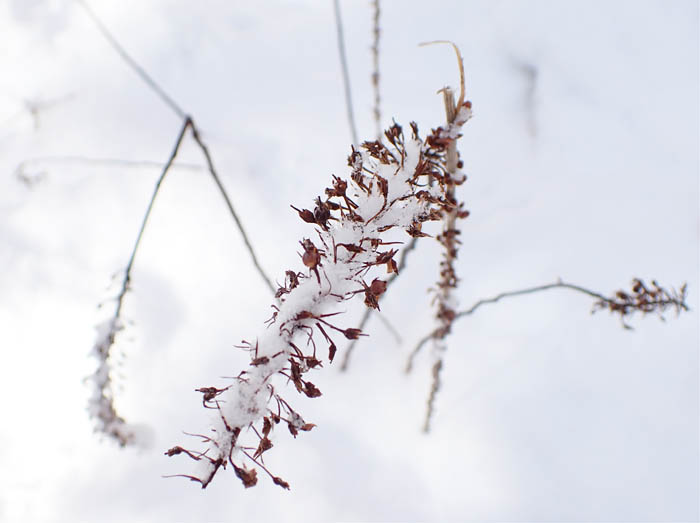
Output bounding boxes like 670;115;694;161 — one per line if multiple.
291;205;315;224
369;278;387;296
233;464;258;488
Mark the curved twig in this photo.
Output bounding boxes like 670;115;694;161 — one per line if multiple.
89;117;191;446
408;278;690;430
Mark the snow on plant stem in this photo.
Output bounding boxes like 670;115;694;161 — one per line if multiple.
166;105;472;489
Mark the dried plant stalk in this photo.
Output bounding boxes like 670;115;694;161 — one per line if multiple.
423;86;470;432
407;278;689;375
592;278;688;328
421;41;470;432
371;0;381;140
167;104;473;489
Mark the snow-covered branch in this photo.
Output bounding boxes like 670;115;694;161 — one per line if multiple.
166;111;472;489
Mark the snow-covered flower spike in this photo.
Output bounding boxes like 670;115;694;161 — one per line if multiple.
166;110;472;489
88;315;142;446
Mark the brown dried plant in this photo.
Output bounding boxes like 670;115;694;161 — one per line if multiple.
76;0;691;493
80;3;275;445
165;107;473;489
593;278;688;328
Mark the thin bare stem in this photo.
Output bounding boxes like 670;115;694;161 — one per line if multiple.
419;40;465;108
117;118;192;318
407;277;690;384
371;0;381;140
79;1;276;443
333;0;359;145
190;125;275;294
423;359;442;432
456;280;606;319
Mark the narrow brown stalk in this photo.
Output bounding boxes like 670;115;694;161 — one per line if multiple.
16;155;203;174
116;119;192;318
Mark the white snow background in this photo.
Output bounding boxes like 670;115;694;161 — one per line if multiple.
0;0;697;521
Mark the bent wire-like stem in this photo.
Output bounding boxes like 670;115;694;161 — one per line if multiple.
371;0;382;140
423;86;468;432
78;0;274;293
189;124;275;294
89;117;192;445
407;278;690;426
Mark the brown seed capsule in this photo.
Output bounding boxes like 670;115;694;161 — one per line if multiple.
232;464;258;488
369;278;387;296
342;328;364;340
303;381;322;398
290;205;315;224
